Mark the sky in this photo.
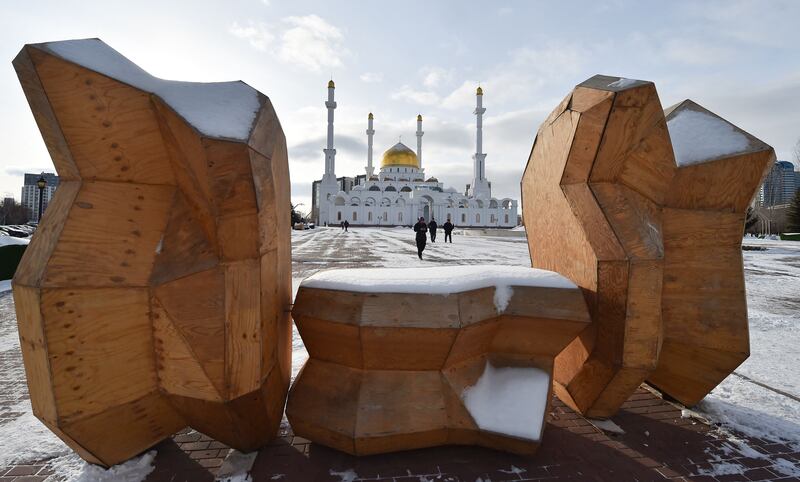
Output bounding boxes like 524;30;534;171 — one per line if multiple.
1;0;799;213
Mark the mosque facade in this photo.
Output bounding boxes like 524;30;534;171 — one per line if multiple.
312;81;518;227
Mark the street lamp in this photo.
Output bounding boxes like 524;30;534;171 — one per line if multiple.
36;174;46;222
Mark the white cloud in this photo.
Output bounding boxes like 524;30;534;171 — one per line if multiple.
261;0;270;5
441;80;479;110
391;85;441;106
228;21;274;51
662;38;734;65
421;67;453;88
498;7;513;15
277;15;347;72
360;72;383;83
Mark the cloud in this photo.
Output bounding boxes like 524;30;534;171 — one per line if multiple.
228;21;274;51
662;38;734;65
391;85;441;106
360;72;383;83
421;67;453;88
498;7;513;15
277;15;347;72
441;80;478;110
229;15;347;72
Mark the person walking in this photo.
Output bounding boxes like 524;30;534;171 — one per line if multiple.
429;218;438;243
344;220;350;232
413;217;428;260
340;221;345;231
443;219;454;243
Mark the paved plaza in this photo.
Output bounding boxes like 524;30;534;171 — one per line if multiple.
1;228;799;481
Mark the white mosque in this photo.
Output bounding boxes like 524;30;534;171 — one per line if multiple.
312;81;518;227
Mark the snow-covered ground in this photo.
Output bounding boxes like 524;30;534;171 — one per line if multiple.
1;227;798;478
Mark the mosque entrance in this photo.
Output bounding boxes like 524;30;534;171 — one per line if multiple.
423;204;430;221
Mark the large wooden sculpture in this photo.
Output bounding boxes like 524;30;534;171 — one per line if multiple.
521;75;774;417
287;266;590;455
12;39;292;466
647;100;774;406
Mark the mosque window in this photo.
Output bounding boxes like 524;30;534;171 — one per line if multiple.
368;212;373;222
353;212;357;221
337;211;342;221
398;212;403;222
490;214;496;223
400;186;412;192
505;214;509;223
461;213;466;223
383;212;387;221
385;186;397;191
476;213;480;223
369;185;381;191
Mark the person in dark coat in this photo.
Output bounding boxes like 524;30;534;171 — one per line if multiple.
429;218;438;243
443;219;454;243
413;217;428;259
344;220;349;232
340;221;345;230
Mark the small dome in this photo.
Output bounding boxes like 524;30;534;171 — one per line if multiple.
426;177;438;182
328;79;335;88
476;86;483;96
368;112;373;119
381;142;419;168
417;114;422;121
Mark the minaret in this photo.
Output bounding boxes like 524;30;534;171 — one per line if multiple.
416;114;424;170
366;113;375;177
471;86;490;197
322;79;337;184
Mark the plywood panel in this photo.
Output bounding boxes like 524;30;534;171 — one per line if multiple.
42;288;157;421
43;181;173;288
225;259;262;398
30;49;175;185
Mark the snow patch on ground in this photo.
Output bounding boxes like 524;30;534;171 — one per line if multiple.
45;450;156;482
462;362;549;441
329;468;359;482
0;280;11;293
667;109;750;166
0;399;71;466
588;418;625;434
44;39;260;140
301;265;576;295
0;236;30;246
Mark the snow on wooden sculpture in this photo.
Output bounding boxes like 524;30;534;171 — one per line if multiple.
647;100;774;406
287;266;591;455
12;39;291;466
521;75;775;417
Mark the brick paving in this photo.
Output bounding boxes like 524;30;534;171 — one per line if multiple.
1;231;799;480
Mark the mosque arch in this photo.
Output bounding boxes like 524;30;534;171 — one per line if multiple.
369;185;381;191
476;199;485;209
385;186;397;192
489;199;498;209
350;197;361;206
400;186;412;192
365;197;376;206
395;198;406;207
380;197;391;207
501;198;513;209
334;196;346;206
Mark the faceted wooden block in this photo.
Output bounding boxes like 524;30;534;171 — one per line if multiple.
647;100;775;406
12;39;291;466
287;266;590;455
522;75;674;418
522;76;775;416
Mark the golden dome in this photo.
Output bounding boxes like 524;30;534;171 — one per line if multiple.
328;79;335;88
368;112;373;119
476;86;483;96
417;114;422;121
381;142;419;168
